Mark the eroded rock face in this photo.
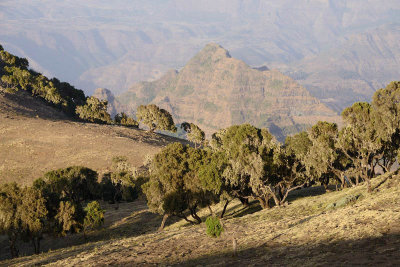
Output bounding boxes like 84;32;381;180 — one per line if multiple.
117;44;340;140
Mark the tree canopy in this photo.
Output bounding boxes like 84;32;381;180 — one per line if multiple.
136;104;177;133
181;122;205;147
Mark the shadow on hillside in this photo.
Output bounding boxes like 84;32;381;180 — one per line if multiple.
286;185;333;202
113;129;189;147
226;201;262;218
0;200;177;262
0;89;70;121
170;232;400;266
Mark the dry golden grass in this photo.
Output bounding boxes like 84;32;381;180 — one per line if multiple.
0;89;187;184
2;172;400;266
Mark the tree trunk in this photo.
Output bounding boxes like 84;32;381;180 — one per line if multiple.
208;205;214;216
220;200;230;219
271;194;281;207
257;197;270;209
367;179;372;193
190;208;202;224
32;240;38;254
34;237;41;254
9;235;18;258
158;214;169;231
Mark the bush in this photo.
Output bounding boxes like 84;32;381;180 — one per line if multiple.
136;104;176;132
75;96;111;124
205;216;224;238
84;201;105;232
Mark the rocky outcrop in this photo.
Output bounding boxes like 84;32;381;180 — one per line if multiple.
117;44;340;140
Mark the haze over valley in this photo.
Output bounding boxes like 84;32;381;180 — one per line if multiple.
1;0;400;112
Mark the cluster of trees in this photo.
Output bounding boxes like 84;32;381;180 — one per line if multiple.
0;159;143;258
0;44;86;116
0;45;141;129
143;81;400;229
1;45;199;139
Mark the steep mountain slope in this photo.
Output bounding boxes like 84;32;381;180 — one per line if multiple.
117;44;340;139
3;170;400;266
0;88;185;185
286;24;400;112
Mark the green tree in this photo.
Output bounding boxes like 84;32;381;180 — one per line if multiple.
210;124;279;209
337;102;382;190
83;201;105;237
75;96;111;124
1;66;32;92
304;121;350;188
0;183;22;258
181;122;205;148
42;166;99;204
114;112;139;128
372;81;400;172
19;187;48;254
55;201;83;236
197;150;232;218
142;143;215;229
271;138;311;206
109;156;138;207
136;104;177;133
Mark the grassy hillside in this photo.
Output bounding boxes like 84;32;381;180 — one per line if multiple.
2;170;399;265
0;88;186;185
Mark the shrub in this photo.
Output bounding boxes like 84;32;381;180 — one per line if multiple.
84;201;105;232
114;112;139;128
205;216;224;238
75;96;111;124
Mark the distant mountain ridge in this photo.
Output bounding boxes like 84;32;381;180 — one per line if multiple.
113;43;340;140
285;23;400;112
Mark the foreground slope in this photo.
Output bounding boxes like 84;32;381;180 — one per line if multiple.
0;89;185;184
118;43;340;139
3;171;400;266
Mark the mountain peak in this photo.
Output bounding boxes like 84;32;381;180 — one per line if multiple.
187;43;231;68
202;43;231;56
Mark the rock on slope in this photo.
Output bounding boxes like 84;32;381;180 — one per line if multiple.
118;43;340;139
0;88;185;184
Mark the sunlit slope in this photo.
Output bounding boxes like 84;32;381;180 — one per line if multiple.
0;89;185;184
